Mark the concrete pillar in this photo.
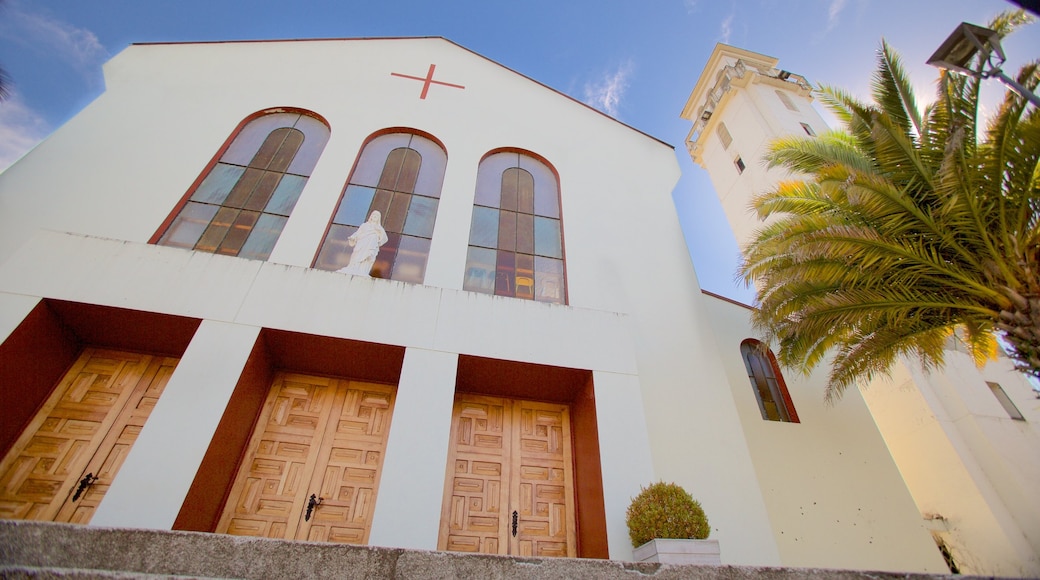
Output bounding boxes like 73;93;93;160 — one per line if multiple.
368;347;458;550
91;320;261;529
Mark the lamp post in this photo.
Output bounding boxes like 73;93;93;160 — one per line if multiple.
927;22;1040;107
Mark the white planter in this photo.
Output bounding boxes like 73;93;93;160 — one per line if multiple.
633;538;721;565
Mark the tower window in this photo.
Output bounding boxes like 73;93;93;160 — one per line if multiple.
801;123;815;136
987;382;1025;420
734;156;746;174
776;90;799;111
716;122;733;149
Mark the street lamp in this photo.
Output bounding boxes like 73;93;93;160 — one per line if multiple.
927;22;1040;107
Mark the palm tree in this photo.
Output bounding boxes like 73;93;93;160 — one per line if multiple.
739;11;1039;401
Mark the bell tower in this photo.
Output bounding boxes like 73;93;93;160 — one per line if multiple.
681;44;827;249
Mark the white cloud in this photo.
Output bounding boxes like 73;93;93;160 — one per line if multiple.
719;13;734;44
0;1;107;78
0;93;50;173
826;0;847;33
683;0;701;14
583;60;634;118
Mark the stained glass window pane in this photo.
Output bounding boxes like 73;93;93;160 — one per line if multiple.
470;206;499;248
396;149;421;193
516;213;534;255
158;202;218;249
473;152;516;208
411;136;447;198
239;214;287;260
370;233;401;279
515;253;535;300
220;113;299;166
403;195;438;238
242;171;281;211
223;168;264;208
286;115;331;176
495;250;515;296
534;257;565;304
267;128;305;173
517;170;534;214
384;191;411;233
534;217;562;258
392;235;431;284
349;134;412;187
190;163;244;204
501;168;519;212
498;210;517;252
464;246;497;294
314;224;358;271
216;210;260;255
265;174;307;216
334;186;376;226
195;206;239;252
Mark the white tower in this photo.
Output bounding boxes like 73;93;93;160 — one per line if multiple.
681;44;827;250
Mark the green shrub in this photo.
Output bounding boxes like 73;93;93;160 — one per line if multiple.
626;481;710;547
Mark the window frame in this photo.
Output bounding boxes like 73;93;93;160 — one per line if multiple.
740;339;799;423
151;107;330;261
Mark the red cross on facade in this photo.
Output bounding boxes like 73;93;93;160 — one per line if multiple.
391;64;466;100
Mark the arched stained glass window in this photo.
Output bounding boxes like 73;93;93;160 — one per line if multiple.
464;151;565;304
314;131;446;283
156;110;330;260
740;339;799;423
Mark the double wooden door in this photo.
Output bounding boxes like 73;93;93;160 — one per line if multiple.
0;348;178;523
217;372;396;544
438;394;577;557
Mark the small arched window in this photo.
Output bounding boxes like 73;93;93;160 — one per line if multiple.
156;110;330;260
464;151;565;304
314;130;446;283
740;339;799;423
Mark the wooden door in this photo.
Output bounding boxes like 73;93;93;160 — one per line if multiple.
216;372;395;544
438;394;576;557
0;348;178;522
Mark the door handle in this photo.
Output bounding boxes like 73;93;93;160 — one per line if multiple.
305;493;323;521
72;473;98;502
511;510;518;537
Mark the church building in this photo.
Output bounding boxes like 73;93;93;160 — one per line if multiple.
1;36;1030;575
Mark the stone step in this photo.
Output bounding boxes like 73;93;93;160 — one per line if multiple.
1;520;964;579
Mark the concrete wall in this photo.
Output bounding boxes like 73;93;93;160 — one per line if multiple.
698;293;948;573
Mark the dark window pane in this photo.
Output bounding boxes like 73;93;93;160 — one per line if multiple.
239;214;286;260
534;257;565;304
469;206;499;248
370;232;401;279
396;148;421;193
158;202;218;249
391;235;430;284
268;128;304;173
403;195;438;238
370;189;393;221
534;217;562;258
190;163;244;204
242;171;281;211
195;206;239;252
315;224;359;271
517;169;534;214
495;250;515;297
378;148;408;190
501;168;519;212
265;174;307;216
334;185;376;226
223;168;264;208
251;127;292;169
464;246;497;294
216;210;260;255
384;191;411;233
498;210;517;252
516;213;534;255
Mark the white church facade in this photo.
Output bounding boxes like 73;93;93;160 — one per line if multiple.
0;36;1031;575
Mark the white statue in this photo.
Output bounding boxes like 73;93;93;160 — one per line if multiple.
337;211;388;276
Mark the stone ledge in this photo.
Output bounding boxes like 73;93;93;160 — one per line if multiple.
1;520;969;579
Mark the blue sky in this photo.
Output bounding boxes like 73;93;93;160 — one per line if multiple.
0;0;1036;302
